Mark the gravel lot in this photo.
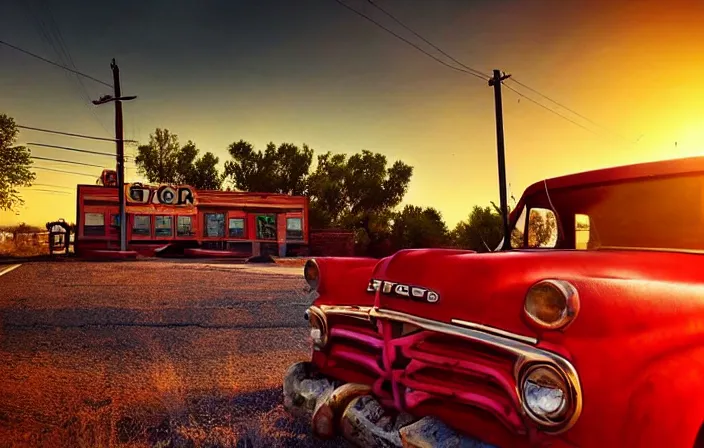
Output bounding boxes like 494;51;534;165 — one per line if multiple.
0;261;341;448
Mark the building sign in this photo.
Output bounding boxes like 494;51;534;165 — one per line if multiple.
125;183;197;214
100;170;118;187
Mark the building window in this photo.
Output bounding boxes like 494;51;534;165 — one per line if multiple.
256;214;277;240
204;213;225;238
133;215;151;236
177;216;194;237
84;212;105;236
110;214;120;229
155;216;173;237
229;218;245;238
286;217;303;240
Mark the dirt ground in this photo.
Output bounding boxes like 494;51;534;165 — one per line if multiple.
0;261;342;448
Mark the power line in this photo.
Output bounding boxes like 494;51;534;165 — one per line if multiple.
340;0;617;140
35;0;113;136
0;39;112;87
509;77;631;141
21;187;71;195
31;156;105;168
366;0;489;79
502;83;601;137
32;166;98;178
27;142;116;158
17;125;137;143
32;183;73;189
332;0;487;81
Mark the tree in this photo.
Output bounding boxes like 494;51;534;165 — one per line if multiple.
223;140;313;195
190;152;222;190
305;152;349;228
452;205;504;252
307;150;413;229
135;128;222;189
391;205;449;250
0;114;35;212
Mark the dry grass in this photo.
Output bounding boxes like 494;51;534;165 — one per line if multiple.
0;239;50;258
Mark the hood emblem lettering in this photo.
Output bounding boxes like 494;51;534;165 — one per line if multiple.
366;279;440;304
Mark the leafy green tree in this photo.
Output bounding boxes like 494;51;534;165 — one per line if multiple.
452;205;504;252
190;152;222;190
0;114;35;212
305;152;349;228
391;205;449;250
307;150;413;229
135;128;222;189
223;140;313;195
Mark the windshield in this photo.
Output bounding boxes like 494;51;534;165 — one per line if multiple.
510;173;704;252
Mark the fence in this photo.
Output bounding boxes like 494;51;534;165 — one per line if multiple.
309;229;355;257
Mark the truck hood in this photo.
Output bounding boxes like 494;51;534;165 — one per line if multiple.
369;248;704;339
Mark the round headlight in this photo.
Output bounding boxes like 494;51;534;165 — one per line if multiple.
304;259;320;291
306;307;328;349
524;279;579;330
521;365;570;425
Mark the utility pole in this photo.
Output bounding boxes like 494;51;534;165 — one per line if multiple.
93;60;136;252
111;59;127;252
488;69;512;251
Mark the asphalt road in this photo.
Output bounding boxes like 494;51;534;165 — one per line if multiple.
0;261;340;448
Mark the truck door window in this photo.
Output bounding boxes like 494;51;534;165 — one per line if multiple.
575;214;590;250
510;207;528;248
527;208;558;248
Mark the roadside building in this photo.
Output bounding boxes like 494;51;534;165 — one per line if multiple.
75;182;309;258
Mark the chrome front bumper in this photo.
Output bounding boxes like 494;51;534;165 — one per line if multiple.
283;361;497;448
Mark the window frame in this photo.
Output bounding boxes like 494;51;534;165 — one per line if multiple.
286;217;304;241
176;215;196;238
255;214;278;241
228;217;246;239
83;212;106;237
203;212;226;239
154;215;174;239
132;214;152;238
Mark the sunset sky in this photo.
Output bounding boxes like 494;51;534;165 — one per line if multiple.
2;0;704;228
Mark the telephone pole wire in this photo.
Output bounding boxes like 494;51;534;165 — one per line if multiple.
0;39;113;87
489;69;512;250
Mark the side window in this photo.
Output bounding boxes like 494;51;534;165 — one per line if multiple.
256;214;277;240
527;208;558;248
204;213;225;238
286;218;303;240
155;216;173;237
575;214;590;250
510;207;527;248
177;216;194;237
228;218;245;238
133;215;151;236
84;212;105;236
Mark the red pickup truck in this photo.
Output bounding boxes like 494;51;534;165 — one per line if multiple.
283;155;704;448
